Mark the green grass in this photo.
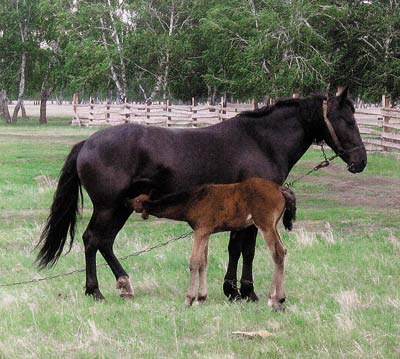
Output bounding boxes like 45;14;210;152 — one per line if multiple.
0;118;399;358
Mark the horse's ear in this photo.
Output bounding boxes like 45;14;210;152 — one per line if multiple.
337;86;349;105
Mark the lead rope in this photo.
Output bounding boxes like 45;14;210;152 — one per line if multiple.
284;143;338;188
0;231;194;288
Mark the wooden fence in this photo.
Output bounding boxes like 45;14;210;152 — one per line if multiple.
72;95;400;152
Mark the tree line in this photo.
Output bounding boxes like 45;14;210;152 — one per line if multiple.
0;0;399;123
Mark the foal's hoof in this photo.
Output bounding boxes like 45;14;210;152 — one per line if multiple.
197;295;208;304
85;288;106;301
268;297;286;312
184;296;195;307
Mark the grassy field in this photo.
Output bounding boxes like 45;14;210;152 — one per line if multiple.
0;118;399;358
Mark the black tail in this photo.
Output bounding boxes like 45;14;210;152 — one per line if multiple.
36;140;85;268
281;186;297;231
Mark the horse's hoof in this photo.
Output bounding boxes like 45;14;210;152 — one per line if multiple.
223;280;240;299
242;291;259;302
229;294;242;302
86;288;106;301
120;293;134;300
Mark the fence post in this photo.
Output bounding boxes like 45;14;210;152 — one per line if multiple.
89;96;94;124
252;98;258;110
382;95;391;151
166;99;171;127
106;100;110;123
192;97;197;127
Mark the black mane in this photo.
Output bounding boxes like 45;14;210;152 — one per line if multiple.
239;95;327;118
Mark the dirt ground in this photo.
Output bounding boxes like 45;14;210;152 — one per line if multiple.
8;103;73;117
298;162;400;211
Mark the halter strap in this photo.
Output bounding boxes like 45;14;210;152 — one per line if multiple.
322;100;345;156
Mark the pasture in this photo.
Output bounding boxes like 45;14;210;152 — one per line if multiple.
0;118;399;358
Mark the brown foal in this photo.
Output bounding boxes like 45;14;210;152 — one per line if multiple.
127;178;296;311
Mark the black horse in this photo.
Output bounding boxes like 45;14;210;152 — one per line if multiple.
37;89;367;301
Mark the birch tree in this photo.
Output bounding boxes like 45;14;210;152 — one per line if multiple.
10;0;35;121
128;0;201;101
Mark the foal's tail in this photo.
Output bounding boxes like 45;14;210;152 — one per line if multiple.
280;186;297;231
36;140;85;268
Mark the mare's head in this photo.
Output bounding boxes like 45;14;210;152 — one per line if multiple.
128;194;150;220
318;88;367;173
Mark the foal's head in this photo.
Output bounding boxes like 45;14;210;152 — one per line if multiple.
128;194;151;220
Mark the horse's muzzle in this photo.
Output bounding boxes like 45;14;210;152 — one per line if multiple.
348;159;367;173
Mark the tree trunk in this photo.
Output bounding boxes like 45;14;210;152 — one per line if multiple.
0;90;12;123
39;88;50;124
12;51;27;122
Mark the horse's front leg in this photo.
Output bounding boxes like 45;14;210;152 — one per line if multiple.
223;231;242;301
239;226;259;301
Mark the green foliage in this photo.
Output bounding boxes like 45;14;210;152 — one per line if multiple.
0;0;399;102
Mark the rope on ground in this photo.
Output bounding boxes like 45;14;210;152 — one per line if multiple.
0;230;193;289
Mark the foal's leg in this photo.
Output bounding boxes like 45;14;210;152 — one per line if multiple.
83;206;134;300
185;232;209;306
259;227;286;311
239;226;259;302
198;241;209;303
223;231;243;301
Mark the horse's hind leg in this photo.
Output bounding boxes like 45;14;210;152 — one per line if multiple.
83;206;133;300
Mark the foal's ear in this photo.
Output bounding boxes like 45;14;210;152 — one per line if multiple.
141;210;149;220
148;189;156;199
337;86;349;105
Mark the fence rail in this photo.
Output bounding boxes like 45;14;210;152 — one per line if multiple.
72;96;400;152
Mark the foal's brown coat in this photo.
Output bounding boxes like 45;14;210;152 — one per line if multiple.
127;178;296;310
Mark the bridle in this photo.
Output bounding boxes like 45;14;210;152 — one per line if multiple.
322;100;364;157
285;99;365;188
322;100;344;157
